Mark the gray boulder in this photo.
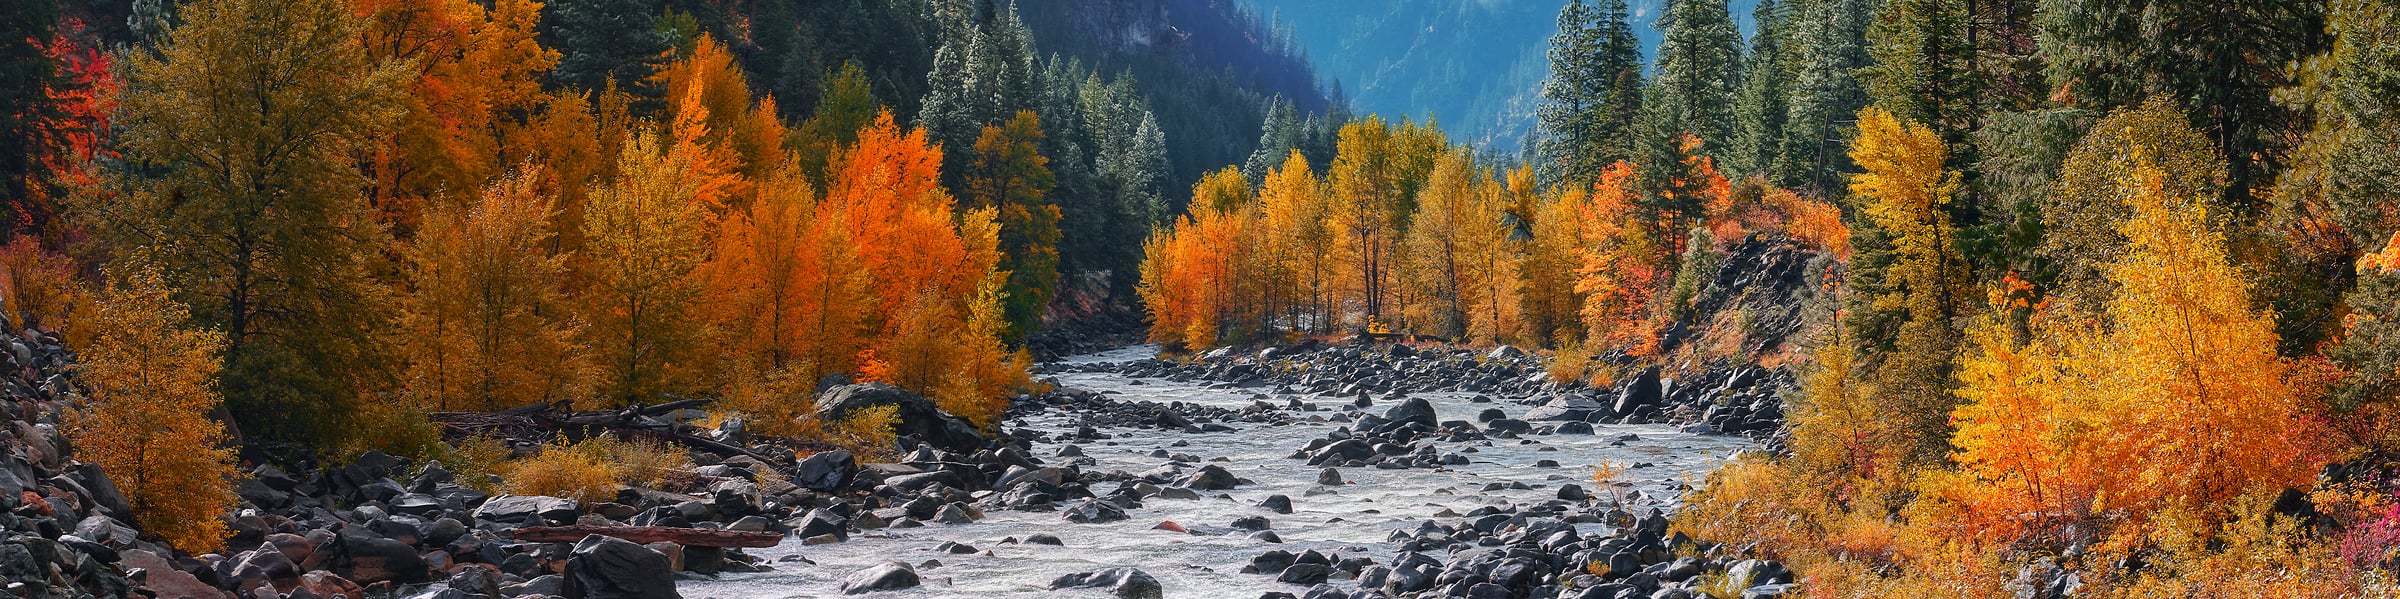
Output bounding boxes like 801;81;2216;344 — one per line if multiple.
1049;568;1162;599
794;450;857;492
475;494;581;526
839;562;921;594
815;383;989;452
564;534;681;599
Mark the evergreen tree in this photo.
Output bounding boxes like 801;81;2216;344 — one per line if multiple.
1646;0;1745;158
1860;0;1984;152
966;2;1039;127
1244;96;1306;184
0;0;62;238
1536;0;1645;186
544;0;670;105
920;32;976;156
2038;0;2325;208
1729;0;1795;181
965;111;1060;340
1777;0;1873;194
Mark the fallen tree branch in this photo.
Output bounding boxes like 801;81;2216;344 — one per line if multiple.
511;525;783;548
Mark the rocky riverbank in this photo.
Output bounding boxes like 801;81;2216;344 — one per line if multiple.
0;334;1802;599
693;342;1800;598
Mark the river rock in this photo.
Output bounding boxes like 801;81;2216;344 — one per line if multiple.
1182;465;1239;490
794;450;857;492
474;494;581;526
1049;567;1163;599
565;534;680;599
1259;494;1293;514
838;562;920;594
1614;366;1662;415
1276;563;1332;585
1382;397;1437;428
1063;499;1126;523
815;383;989;452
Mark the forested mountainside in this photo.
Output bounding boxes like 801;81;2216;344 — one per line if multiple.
1242;0;1762;151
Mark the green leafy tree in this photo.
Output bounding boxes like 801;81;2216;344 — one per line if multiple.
966;110;1060;340
96;0;408;446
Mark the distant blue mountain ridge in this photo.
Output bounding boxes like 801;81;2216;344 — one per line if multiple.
1242;0;1762;152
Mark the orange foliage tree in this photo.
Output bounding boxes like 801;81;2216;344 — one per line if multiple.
353;0;560;229
1576;161;1667;353
1137;186;1254;349
828;111;1020;427
701;164;872;403
66;269;241;554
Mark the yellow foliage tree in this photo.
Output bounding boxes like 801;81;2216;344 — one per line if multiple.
1848;107;1969;464
1523;181;1589;346
66;269;240;554
402;167;590;411
1948;165;2331;546
1257;152;1336;335
582;130;712;404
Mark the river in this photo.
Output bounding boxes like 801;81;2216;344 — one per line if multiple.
683;346;1754;598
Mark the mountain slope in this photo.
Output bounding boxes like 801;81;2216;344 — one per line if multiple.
1245;0;1760;150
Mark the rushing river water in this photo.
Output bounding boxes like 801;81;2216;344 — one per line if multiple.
684;346;1755;599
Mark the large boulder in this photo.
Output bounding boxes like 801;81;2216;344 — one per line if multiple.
1381;397;1437;429
815;383;989;452
330;529;429;585
1613;366;1663;415
476;495;581;526
793;450;857;492
1050;568;1163;599
564;534;681;599
839;562;921;594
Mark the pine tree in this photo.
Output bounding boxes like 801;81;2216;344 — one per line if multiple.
2037;0;2323;209
543;0;669;105
98;0;408;446
2300;0;2400;417
1536;0;1646;186
919;31;976;156
1778;0;1873;194
1646;0;1745;159
1860;0;1983;151
1728;0;1795;180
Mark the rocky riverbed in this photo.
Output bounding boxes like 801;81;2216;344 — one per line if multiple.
681;345;1787;599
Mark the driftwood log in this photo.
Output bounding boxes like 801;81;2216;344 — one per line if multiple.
429;399;840;468
511;525;783;548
